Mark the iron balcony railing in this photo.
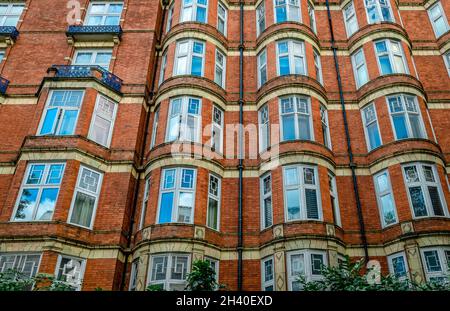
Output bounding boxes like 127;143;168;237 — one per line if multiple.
0;26;19;41
48;65;122;93
66;25;122;37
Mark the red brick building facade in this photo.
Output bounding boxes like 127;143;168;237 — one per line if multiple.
0;0;449;291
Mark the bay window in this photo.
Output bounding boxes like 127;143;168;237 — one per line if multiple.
361;103;382;150
274;0;300;23
261;256;274;291
387;252;409;281
181;0;208;23
343;1;358;37
260;173;273;229
73;49;112;70
207;174;221;230
375;40;408;75
166;96;201;143
257;49;267;87
287;250;326;290
148;253;190;290
402;163;448;218
0;253;41;289
174;40;205;77
421;248;450;284
68;166;103;229
374;170;398;227
38;90;84;136
12;163;65;222
85;1;123;26
0;3;24;27
280;95;313;142
364;0;393;24
387;94;425;140
88;94;118;148
215;49;226;88
277;40;306;76
55;255;86;291
351;48;369;88
427;2;449;38
256;2;266;36
283;165;321;221
258;104;270;152
158;167;196;224
217;1;227;35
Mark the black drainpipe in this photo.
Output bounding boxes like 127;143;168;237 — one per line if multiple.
120;1;168;291
237;0;244;291
325;0;369;261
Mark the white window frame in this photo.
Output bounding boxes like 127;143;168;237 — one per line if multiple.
150;107;160;149
402;162;448;219
159;50;168;87
444;51;450;77
256;1;266;36
276;40;307;76
351;48;369;88
166;3;174;33
214;49;226;88
374;39;409;75
87;94;118;148
157;167;197;224
361;103;382;151
84;1;124;26
217;1;227;36
343;1;359;38
206;173;221;231
313;49;323;85
165;96;202;143
257;49;267;88
282;164;322;222
287;249;327;291
211;105;224;153
72;49;113;70
129;258;139;291
139;177;150;230
0;3;24;27
279;95;314;142
37;90;85;136
387;252;409;281
261;256;274;291
364;0;394;24
173;39;205;77
307;2;316;34
54;255;86;291
11;162;66;222
0;253;42;281
260;172;273;230
386;94;426;140
420;247;450;283
147;253;191;290
258;104;270;152
328;172;341;227
180;0;208;23
67;165;103;229
374;169;398;227
273;0;301;23
427;1;449;38
320;105;332;149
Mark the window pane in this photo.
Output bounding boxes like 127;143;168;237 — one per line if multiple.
305;189;319;219
284;168;298;186
35;188;58;220
75;53;92;64
181;169;195;188
27;165;45;185
298;115;311;140
282;115;296;140
196;7;206;23
367;123;381;149
58;110;78;135
207;198;218;229
191;56;203;76
392;115;408;139
424;251;442;272
151;256;168;281
171;256;188;280
380;194;396;225
409;186;427;217
428;186;444;216
276;7;287;23
91;116;111;146
47;164;64;184
279;56;290;75
79;169;100;193
40;108;58;135
263;197;273;227
178;192;193;222
164;169;176;189
408;114;423;138
14;189;38;220
311;254;323;275
379;55;393;74
70;192;95;227
286;189;300;220
159;192;174;223
392;256;407;278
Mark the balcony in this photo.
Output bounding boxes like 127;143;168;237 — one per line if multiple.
0;26;19;44
0;76;9;95
66;25;122;43
47;65;122;93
